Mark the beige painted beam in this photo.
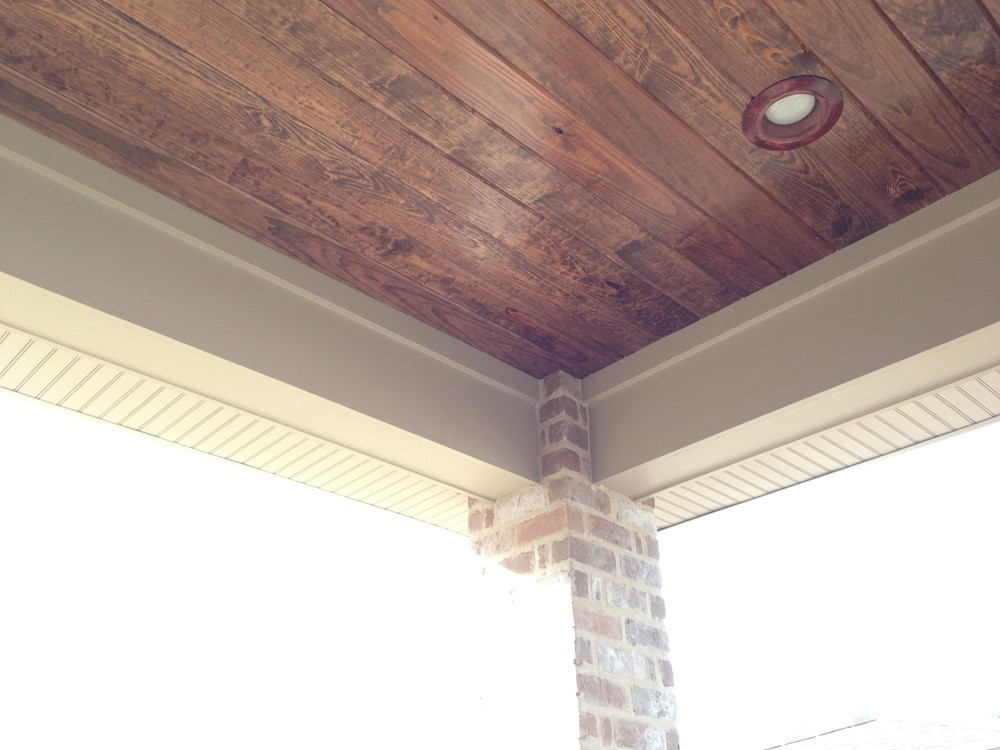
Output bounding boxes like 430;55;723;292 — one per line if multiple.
586;171;1000;498
4;113;999;509
0;116;538;498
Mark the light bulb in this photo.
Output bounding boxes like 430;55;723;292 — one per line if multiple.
764;93;817;126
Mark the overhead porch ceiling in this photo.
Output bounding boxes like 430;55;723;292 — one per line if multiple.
2;117;998;526
1;0;997;378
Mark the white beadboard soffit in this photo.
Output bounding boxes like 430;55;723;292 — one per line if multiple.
651;366;1000;530
0;323;478;535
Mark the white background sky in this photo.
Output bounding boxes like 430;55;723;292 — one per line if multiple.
0;389;489;748
660;417;1000;750
1;388;998;749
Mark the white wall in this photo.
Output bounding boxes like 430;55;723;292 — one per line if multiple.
0;387;590;749
659;418;1000;750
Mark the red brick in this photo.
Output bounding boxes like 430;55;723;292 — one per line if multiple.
575;636;592;666
573;602;623;640
602;717;613;746
589;516;633;549
618;498;657;532
580;712;599;739
499;550;534;575
538;395;579;423
650;595;666;621
476;527;514;557
570;537;616;572
641;496;656;509
543;370;582;399
572;569;590;598
608;582;647;614
541;447;582;477
568;505;585;532
484;508;494;528
659;659;674;687
626;619;669;652
516;506;568;544
576;674;628;709
615;719;664;750
547;477;611;514
665;728;680;750
631;686;676;719
468;510;483;532
552;537;570;562
596;642;647;678
548;420;589;450
621;555;662;588
537;544;548;570
643;534;660;559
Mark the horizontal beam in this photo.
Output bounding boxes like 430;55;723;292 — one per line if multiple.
0;116;538;498
587;171;1000;498
5;113;999;508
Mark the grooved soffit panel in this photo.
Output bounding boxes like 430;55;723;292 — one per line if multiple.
651;366;1000;530
0;119;540;496
0;323;479;535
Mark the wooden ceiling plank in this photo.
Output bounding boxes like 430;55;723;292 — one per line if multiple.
422;0;830;271
873;0;1000;152
221;0;739;318
224;0;557;208
30;9;688;360
765;0;1000;190
982;0;1000;26
219;0;716;330
0;96;620;381
525;194;741;318
73;0;686;355
328;0;787;297
545;0;893;250
0;68;574;378
0;10;628;372
652;0;947;218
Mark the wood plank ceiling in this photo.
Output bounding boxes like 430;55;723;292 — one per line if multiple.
1;0;997;377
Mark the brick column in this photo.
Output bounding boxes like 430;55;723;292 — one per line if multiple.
469;372;678;750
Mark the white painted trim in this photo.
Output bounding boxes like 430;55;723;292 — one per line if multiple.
585;170;1000;403
0;117;538;496
4;113;998;511
0;116;538;401
651;366;1000;529
0;323;480;534
588;173;1000;497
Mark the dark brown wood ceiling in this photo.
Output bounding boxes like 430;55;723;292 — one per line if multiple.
1;0;997;377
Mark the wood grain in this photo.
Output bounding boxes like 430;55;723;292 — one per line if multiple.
92;0;708;345
221;0;740;319
657;0;947;214
874;0;1000;151
544;0;891;247
0;0;994;378
978;0;1000;27
9;0;688;356
0;7;635;372
400;0;826;274
768;0;1000;189
328;0;788;294
0;69;570;377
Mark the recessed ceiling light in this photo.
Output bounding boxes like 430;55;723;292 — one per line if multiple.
764;93;817;126
742;76;843;151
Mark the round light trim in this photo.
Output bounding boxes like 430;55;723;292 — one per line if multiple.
742;76;843;151
764;93;817;125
